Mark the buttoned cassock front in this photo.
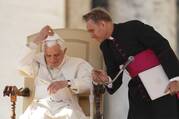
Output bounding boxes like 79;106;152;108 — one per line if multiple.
19;51;93;119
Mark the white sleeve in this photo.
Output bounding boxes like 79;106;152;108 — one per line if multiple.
69;61;93;94
26;41;38;49
18;48;39;78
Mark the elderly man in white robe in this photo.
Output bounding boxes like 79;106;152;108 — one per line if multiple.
19;26;93;119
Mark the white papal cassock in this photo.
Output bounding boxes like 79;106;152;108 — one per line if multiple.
19;51;93;119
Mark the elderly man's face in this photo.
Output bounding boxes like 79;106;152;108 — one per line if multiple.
44;44;65;69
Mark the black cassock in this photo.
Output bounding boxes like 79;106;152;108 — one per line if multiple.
100;20;179;119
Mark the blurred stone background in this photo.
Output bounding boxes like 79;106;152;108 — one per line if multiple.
0;0;178;119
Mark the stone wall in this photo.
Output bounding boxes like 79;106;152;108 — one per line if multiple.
109;0;177;51
65;0;91;29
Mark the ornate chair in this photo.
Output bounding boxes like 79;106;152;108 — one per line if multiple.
9;28;104;119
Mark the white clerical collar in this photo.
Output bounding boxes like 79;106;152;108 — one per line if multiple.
108;36;114;40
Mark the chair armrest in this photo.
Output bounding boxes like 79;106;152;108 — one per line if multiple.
20;88;30;97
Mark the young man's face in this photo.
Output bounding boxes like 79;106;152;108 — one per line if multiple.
44;44;65;69
86;19;108;42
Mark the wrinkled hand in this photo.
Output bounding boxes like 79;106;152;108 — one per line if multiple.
165;80;179;95
92;69;109;85
47;80;68;94
33;25;54;45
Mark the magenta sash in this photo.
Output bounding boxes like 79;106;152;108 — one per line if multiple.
177;93;179;99
127;49;160;78
126;49;179;99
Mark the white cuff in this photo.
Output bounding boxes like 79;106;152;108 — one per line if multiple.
106;76;113;88
92;76;113;88
68;79;79;93
169;76;179;82
92;81;98;85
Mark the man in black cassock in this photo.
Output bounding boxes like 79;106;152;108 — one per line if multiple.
83;8;179;119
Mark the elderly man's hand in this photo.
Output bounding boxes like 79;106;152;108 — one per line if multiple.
92;69;109;85
33;25;54;45
47;80;68;94
165;80;179;95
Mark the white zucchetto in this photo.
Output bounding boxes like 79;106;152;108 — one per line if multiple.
43;33;65;50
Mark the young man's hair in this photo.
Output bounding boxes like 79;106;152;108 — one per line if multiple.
83;7;112;23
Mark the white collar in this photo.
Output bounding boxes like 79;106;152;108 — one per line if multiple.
108;36;114;40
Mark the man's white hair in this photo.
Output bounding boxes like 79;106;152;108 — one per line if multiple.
42;33;66;51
